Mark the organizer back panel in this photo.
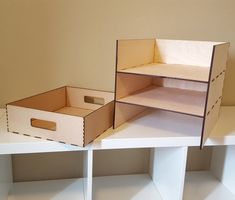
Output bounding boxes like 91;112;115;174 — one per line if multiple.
114;102;148;128
154;39;215;67
117;39;155;70
116;73;152;99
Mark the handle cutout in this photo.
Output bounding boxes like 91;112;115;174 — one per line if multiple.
31;118;56;131
84;96;104;105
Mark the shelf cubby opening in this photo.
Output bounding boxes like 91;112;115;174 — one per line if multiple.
1;151;91;200
184;146;235;200
93;147;187;200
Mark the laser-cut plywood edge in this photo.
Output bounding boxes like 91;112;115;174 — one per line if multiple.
84;101;114;146
201;43;230;147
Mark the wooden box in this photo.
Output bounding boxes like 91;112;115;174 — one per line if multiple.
7;86;114;147
114;39;229;147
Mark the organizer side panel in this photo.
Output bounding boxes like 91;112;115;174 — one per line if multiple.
7;105;84;146
66;87;114;110
84;102;114;145
114;102;148;128
8;87;66;112
0;155;12;200
150;147;188;200
116;73;153;99
154;39;214;67
202;43;230;146
117;39;155;70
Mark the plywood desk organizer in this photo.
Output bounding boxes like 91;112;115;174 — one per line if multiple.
114;39;229;147
7;86;114;147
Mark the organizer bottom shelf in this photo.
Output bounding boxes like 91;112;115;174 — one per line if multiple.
93;174;162;200
184;171;235;200
8;178;85;200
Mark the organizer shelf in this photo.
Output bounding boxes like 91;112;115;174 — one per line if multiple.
114;39;230;147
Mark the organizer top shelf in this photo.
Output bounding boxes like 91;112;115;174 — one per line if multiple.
117;39;229;82
118;63;210;82
117;86;207;117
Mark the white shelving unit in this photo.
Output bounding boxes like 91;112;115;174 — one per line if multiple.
1;106;235;200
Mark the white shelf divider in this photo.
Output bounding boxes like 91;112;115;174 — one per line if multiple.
0;154;12;200
150;147;188;200
83;149;93;200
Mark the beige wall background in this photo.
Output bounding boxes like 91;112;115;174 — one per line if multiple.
0;0;234;181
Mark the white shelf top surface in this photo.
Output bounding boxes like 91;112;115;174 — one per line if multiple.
8;178;84;200
93;174;162;200
99;109;203;149
184;171;235;200
0;106;235;154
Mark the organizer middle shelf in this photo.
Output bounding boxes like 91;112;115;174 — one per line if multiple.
116;73;207;117
117;85;206;117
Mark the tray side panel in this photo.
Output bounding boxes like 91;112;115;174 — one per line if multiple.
8;87;66;112
7;105;84;146
84;101;114;145
66;87;114;111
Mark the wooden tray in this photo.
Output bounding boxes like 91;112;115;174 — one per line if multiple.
7;86;114;147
